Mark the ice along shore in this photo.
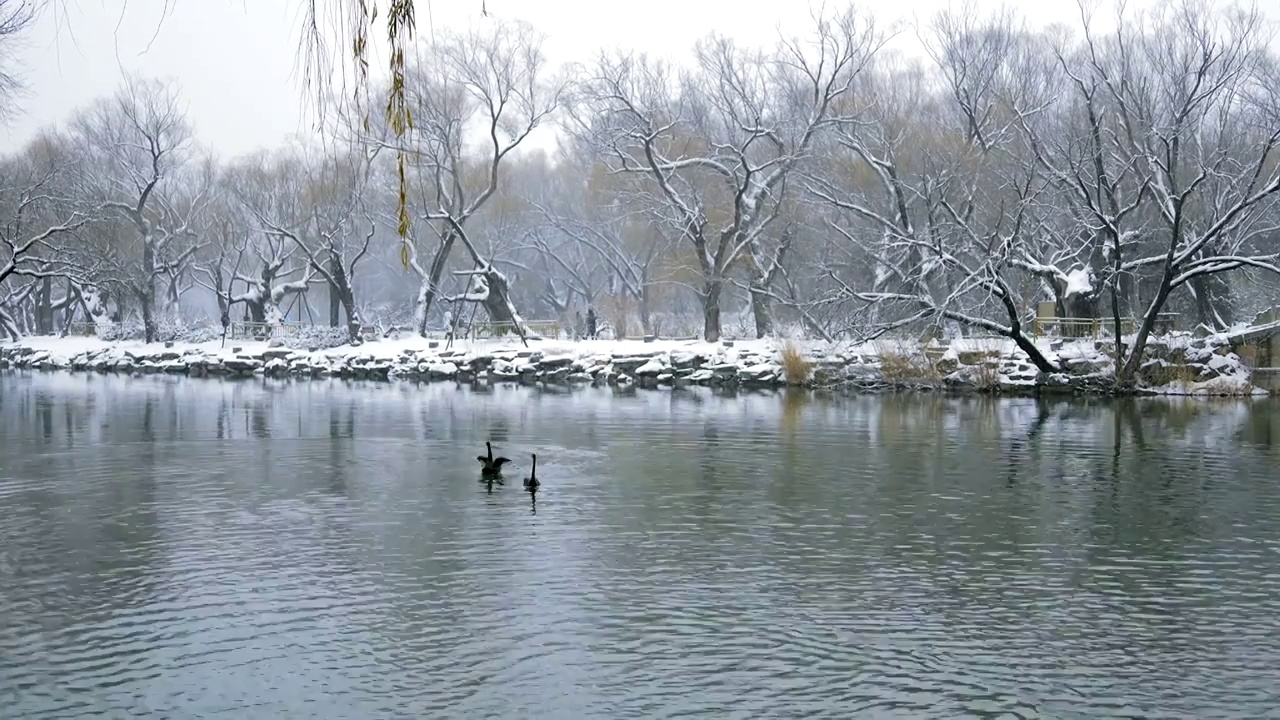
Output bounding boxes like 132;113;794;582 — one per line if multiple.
0;331;1266;397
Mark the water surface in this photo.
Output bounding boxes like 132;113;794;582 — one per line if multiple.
2;370;1280;718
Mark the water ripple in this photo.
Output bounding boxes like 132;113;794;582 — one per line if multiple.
2;374;1280;717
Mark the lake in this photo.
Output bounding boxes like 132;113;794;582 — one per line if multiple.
2;370;1279;718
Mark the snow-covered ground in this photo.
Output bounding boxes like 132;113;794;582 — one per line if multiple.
1;334;790;369
0;330;1267;397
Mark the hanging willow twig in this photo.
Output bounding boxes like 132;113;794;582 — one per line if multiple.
301;0;424;269
382;0;416;269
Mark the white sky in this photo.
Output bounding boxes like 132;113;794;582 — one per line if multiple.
2;0;1270;161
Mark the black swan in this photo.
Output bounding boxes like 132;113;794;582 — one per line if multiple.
523;454;540;493
477;441;511;477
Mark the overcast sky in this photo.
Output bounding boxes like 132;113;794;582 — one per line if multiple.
2;0;1259;161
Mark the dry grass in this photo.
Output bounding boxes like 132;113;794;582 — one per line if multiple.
780;341;814;385
973;360;1002;391
874;341;942;384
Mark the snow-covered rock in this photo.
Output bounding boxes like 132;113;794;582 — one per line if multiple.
427;362;459;379
537;354;574;370
686;368;715;384
739;363;781;385
669;351;706;370
634;357;668;377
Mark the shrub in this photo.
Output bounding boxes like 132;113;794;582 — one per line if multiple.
779;341;813;385
288;326;351;349
874;341;941;385
972;359;1002;391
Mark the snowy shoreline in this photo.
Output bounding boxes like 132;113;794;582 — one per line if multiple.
0;332;1267;397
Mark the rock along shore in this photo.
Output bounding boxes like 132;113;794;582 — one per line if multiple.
0;331;1266;397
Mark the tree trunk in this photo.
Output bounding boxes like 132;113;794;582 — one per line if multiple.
1106;230;1126;367
638;282;652;336
1117;278;1175;387
328;255;341;328
0;307;19;340
35;276;52;334
702;278;723;342
212;276;230;341
479;271;521;326
107;294;121;323
140;243;158;342
324;252;362;342
139;287;157;343
750;284;773;339
166;273;181;319
1008;327;1060;374
57;281;76;333
210;270;229;323
1117;208;1187;387
411;277;431;336
1189;273;1231;330
1192;280;1215;329
418;230;458;330
341;291;361;342
245;295;267;324
58;300;76;337
991;288;1062;374
336;282;360;342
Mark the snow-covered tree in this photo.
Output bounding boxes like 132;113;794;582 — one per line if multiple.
0;133;96;339
71;75;208;342
572;7;888;341
348;18;562;335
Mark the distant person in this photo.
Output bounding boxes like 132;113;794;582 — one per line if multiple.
575;310;584;339
586;307;597;339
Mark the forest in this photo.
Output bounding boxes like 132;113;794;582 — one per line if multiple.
3;0;1279;383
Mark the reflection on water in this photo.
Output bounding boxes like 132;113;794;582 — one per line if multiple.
2;370;1280;718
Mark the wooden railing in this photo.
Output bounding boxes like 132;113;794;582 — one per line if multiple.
1031;317;1135;338
469;320;562;340
64;321;113;337
227;321;309;341
1031;314;1177;338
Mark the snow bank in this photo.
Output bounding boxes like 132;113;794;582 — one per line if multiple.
0;331;1267;397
